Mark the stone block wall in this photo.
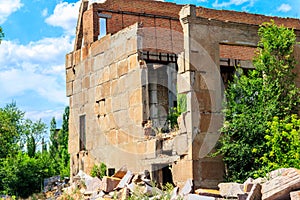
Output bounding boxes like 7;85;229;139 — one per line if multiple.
66;24;152;177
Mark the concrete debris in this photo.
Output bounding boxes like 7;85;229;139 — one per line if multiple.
290;190;300;200
262;168;300;200
44;168;300;200
195;189;222;198
180;179;193;196
100;176;121;193
218;182;244;198
43;175;70;199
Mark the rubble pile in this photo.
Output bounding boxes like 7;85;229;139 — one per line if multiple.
216;168;300;200
45;167;300;200
43;175;70;199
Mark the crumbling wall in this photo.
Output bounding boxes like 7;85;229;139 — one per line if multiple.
82;0;183;46
178;5;262;189
66;24;151;178
178;4;300;189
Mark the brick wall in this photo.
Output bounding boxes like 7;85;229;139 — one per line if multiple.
196;7;300;29
83;0;183;45
219;44;257;60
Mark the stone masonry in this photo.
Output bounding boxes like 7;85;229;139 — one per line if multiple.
66;0;300;189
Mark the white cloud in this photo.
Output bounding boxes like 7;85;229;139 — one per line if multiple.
213;0;254;8
0;37;73;105
0;37;73;68
25;108;65;123
42;8;48;17
0;0;23;24
45;1;81;35
277;3;292;12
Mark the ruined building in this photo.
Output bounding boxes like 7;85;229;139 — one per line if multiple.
65;0;300;188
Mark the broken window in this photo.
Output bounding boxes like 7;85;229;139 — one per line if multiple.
79;115;86;151
147;62;177;130
220;58;253;91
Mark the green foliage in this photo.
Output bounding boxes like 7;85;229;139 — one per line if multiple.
49;106;70;178
216;21;300;182
0;26;4;43
0;103;70;197
177;93;187;114
257;115;300;174
167;94;187;129
0;152;53;198
90;163;107;179
0;102;25;158
49;117;58;156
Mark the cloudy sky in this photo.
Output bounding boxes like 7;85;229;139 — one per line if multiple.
0;0;299;127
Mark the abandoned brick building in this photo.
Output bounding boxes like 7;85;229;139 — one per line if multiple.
65;0;300;188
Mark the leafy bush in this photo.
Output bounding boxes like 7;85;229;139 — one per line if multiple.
215;21;300;182
90;163;107;179
256;115;300;175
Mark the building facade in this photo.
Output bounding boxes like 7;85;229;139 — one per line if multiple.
66;0;300;188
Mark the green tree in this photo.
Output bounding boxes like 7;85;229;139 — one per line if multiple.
57;106;70;177
49;117;58;157
0;102;24;158
0;103;54;197
48;106;70;177
216;21;300;181
0;26;4;43
23;119;47;157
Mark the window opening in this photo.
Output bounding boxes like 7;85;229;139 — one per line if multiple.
79;115;86;151
99;18;107;39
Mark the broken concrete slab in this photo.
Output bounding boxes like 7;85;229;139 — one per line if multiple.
116;170;134;189
262;168;300;200
247;183;262;200
179;179;193;196
195;188;221;198
184;194;216;200
84;177;102;195
100;176;121;193
218;182;245;198
290;190;300;200
112;166;127;179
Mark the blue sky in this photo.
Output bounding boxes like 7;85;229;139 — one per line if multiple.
0;0;299;127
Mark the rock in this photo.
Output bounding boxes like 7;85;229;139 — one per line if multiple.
120;187;130;200
247;183;261;200
195;189;221;198
179;179;193;196
290;190;300;200
238;193;248;200
170;186;179;200
116;170;134;189
184;194;216;200
100;176;121;193
262;168;300;200
253;177;267;185
218;182;245;198
243;178;254;192
112;166;127;179
267;168;290;179
85;177;102;195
